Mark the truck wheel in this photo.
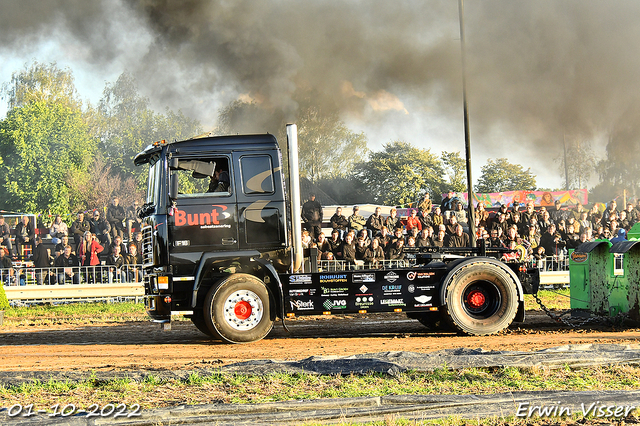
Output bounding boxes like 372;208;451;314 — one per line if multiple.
204;274;274;343
190;312;221;339
443;261;518;335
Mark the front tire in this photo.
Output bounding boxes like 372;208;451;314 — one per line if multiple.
204;274;274;343
443;260;519;335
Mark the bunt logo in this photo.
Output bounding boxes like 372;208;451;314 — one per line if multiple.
384;272;400;283
290;300;314;310
174;205;229;227
323;299;347;310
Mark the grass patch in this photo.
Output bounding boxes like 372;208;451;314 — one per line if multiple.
524;288;570;311
3;301;147;325
1;364;639;412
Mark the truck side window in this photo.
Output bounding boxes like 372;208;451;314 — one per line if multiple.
171;157;232;197
240;155;274;195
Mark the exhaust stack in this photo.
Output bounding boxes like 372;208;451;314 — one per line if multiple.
286;124;304;272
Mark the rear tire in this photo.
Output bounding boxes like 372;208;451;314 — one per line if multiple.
204;274;274;343
443;260;519;335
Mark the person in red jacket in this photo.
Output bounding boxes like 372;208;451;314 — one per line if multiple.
78;231;103;283
405;209;422;233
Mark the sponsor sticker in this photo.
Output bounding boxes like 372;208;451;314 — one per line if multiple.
571;252;589;263
319;274;348;284
408;284;415;293
321;287;349;296
407;271;416;281
353;273;376;283
289;275;312;284
323;299;347;310
382;284;402;294
414;295;433;308
289;299;314;310
416;272;436;279
380;298;406;307
288;288;316;297
384;271;400;283
359;285;369;293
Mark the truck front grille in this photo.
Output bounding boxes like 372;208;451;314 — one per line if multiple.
141;224;154;267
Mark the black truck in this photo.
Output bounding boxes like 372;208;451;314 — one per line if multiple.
134;124;539;343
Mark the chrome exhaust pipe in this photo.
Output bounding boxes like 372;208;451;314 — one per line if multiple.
286;124;304;272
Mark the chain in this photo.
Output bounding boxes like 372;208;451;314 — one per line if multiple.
533;292;628;328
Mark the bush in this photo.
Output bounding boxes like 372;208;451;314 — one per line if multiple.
0;284;9;310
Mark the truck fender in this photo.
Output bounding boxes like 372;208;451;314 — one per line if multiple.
191;250;262;307
251;257;286;327
438;257;526;322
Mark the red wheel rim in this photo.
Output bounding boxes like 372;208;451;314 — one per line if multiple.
467;290;486;308
234;301;252;320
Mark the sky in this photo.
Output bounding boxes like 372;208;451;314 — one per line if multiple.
2;0;639;191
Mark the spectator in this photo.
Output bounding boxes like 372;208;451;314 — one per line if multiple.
431;229;446;248
540;223;565;258
301;230;312;249
611;228;627;244
315;233;331;259
329;207;348;240
109;235;128;256
71;212;91;249
54;235;71;258
0;215;14;257
618;210;630;231
132;231;143;255
338;233;357;264
503;225;521;247
385;208;401;231
497;204;511;223
523;226;540;251
602;200;618;226
565;224;581;249
107;245;126;283
572;202;587;222
49;214;68;245
0;247;15;285
301;194;323;241
54;245;80;285
625;203;637;226
388;238;405;260
15;215;35;260
348;206;366;234
453;201;468;225
33;237;55;285
405;209;422;233
366;207;384;239
578;211;590;235
416;228;432;247
78;231;103;283
430;206;444;228
378;227;391;250
538;210;553;235
445;214;459;235
446;224;470;247
90;210;111;247
327;229;342;255
440;189;458;213
355;234;369;260
476;203;489;228
417;193;432;215
363;238;384;265
389;228;404;247
106;197;126;240
487;229;506;248
126;243;142;282
550;200;566;223
126;200;142;241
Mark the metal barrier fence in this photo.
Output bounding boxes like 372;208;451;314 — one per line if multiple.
1;264;143;287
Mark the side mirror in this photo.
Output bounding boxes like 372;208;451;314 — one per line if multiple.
169;173;178;200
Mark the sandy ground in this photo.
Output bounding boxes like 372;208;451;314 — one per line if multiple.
1;311;639;373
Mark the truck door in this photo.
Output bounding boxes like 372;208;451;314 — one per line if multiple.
169;155;239;254
235;152;286;250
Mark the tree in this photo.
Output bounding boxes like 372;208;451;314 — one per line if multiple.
475;158;537;193
216;90;368;183
96;72;202;183
2;62;81;111
353;141;446;206
441;151;467;193
0;101;95;215
557;137;598;189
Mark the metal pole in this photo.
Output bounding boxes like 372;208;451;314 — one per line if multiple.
563;134;569;190
459;0;476;247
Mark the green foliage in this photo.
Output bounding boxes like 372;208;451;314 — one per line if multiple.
353;141;445;206
557;137;598;190
2;62;80;111
96;72;202;184
475;158;537;193
0;101;95;214
441;151;467;193
0;284;9;311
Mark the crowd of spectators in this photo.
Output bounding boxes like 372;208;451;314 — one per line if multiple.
301;192;640;266
0;197;144;285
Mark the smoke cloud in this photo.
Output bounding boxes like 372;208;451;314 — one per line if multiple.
2;0;640;188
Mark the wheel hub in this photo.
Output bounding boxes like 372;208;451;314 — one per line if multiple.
222;290;264;331
466;290;486;308
234;301;252;320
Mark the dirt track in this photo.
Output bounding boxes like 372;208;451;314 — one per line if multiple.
2;311;640;374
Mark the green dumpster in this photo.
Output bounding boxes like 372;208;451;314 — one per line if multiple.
569;240;615;316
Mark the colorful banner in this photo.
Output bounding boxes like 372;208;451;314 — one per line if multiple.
448;189;588;209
